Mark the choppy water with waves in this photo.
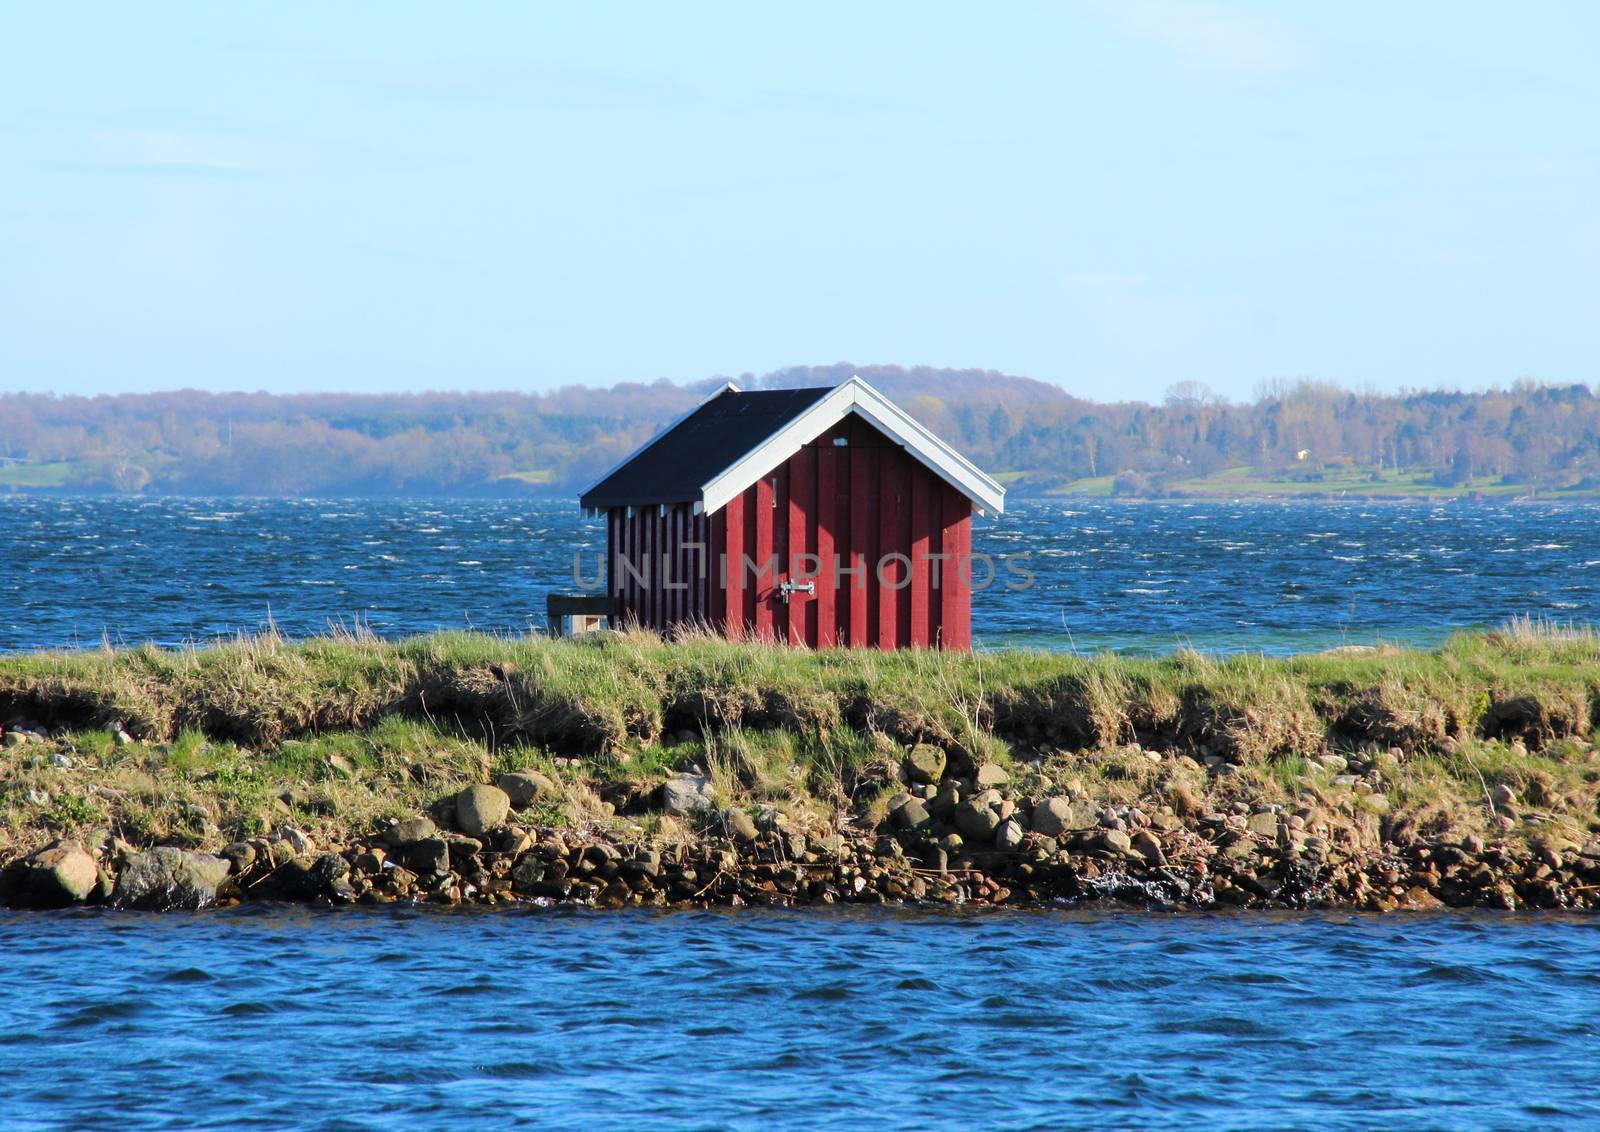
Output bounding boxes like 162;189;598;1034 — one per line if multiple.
2;906;1597;1131
2;497;1598;653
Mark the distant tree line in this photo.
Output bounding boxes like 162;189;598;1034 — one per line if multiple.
0;365;1596;497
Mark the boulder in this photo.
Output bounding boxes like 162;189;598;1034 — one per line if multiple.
455;785;511;835
18;841;98;906
496;770;558;809
904;744;946;786
220;841;257;875
974;763;1010;788
660;773;715;816
893;798;931;830
385;816;437;848
954;800;1001;841
114;847;230;910
995;818;1025;851
1032;796;1078;838
927;783;961;820
407;837;451;874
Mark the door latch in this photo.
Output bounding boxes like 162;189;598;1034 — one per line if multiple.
777;580;816;603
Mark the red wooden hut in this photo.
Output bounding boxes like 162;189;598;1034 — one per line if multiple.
579;376;1005;650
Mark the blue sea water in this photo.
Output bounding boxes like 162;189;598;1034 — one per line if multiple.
1;906;1597;1131
2;497;1598;653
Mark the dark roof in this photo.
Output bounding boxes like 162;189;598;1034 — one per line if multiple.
580;386;833;509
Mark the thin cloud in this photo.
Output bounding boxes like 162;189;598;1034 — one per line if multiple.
1092;0;1307;75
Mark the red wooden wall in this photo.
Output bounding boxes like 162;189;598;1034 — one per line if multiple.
606;504;713;634
606;416;973;650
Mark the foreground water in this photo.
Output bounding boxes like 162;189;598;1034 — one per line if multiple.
3;497;1599;653
1;906;1595;1130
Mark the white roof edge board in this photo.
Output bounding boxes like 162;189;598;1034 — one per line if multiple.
699;376;1006;517
576;381;741;507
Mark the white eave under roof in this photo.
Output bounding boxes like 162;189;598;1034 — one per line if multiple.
701;376;1006;517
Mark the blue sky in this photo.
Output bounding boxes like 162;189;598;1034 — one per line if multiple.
2;2;1596;402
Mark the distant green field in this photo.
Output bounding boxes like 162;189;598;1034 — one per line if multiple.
1046;475;1115;496
1168;464;1546;499
498;469;556;485
0;461;74;488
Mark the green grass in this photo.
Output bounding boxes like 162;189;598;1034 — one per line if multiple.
4;622;1599;859
0;461;75;489
1047;475;1115;496
1165;463;1577;499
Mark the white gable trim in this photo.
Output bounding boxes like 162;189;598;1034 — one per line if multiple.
699;376;1006;517
577;382;739;508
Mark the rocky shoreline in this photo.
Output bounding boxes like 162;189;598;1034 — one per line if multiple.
6;628;1600;915
6;746;1597;915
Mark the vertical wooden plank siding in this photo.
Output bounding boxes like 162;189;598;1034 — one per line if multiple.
753;474;775;642
908;471;930;647
710;510;727;633
604;417;977;651
849;442;873;647
604;508;617;623
939;485;972;650
925;486;943;648
787;444;813;647
814;441;837;647
721;500;743;637
833;433;853;647
876;449;900;648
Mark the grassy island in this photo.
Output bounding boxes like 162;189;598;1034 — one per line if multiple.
3;623;1599;912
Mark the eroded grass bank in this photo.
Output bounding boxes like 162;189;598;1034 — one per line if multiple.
2;624;1599;911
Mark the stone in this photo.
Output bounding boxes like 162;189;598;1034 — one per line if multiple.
1359;793;1391;815
995;818;1025;850
904;744;946;786
19;841;97;906
1096;829;1133;855
385;816;437;847
114;847;230;911
927;784;961;820
1130;829;1167;866
353;848;386;874
496;770;558;808
1491;783;1517;807
954;800;1002;841
893;798;931;830
816;834;847;857
1031;796;1078;838
408;837;451;874
510;854;547;891
725;810;760;842
311;853;350;888
275;827;316;856
660;773;715;816
221;841;257;875
974;763;1010;788
1246;812;1280;838
455;784;511;835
